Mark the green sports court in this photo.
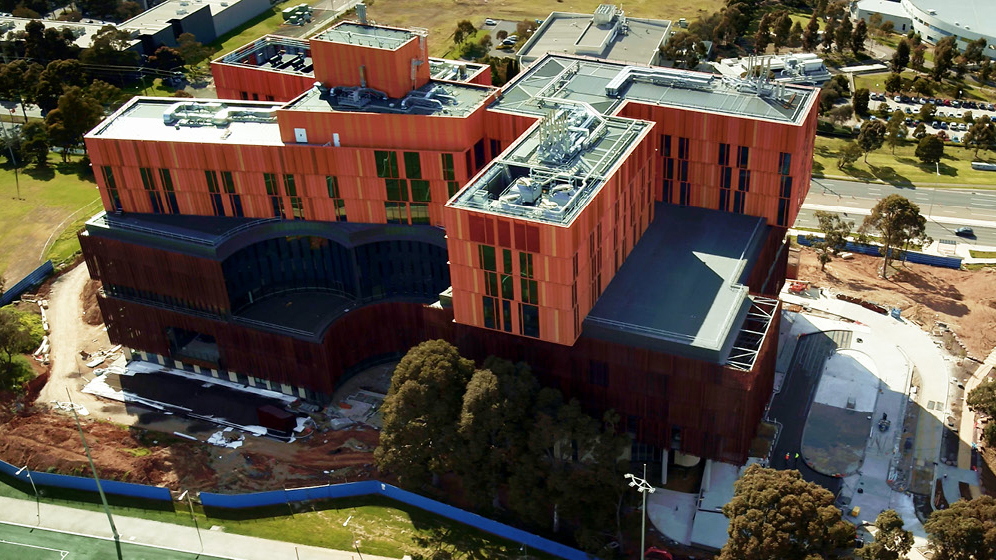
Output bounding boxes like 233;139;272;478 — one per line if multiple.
0;522;230;560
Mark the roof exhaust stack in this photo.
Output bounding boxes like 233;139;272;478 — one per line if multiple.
355;2;366;24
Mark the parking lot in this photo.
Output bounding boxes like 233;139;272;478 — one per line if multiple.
866;92;996;143
481;18;525;58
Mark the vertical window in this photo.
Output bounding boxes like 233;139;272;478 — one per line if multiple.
205;171;225;217
479;245;496;271
483;296;497;329
447;182;460;198
327;176;347;222
473;139;485;171
718;143;730;166
284;175;303;220
101;166;122;212
777;152;792;226
375;151;399;178
519;303;539;338
403;152;421;178
441;153;455;180
160;169;178;214
520;279;538;304
140;167;163;214
264;173;283;218
662;135;671;157
489;138;500;158
678;137;689;160
501;300;512;333
519;252;533;278
222;171;243;217
778;152;792;176
737;146;749;169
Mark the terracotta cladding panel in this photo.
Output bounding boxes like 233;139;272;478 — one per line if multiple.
211;63;316;102
309;37;429;99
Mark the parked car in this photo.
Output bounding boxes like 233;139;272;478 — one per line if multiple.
956;227;975;237
905;118;914;126
905;107;913;114
502;38;516;46
932;121;941;128
894;95;902;103
951;100;962;108
485;18;497;25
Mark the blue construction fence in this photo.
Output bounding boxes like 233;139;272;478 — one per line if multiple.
796;235;962;269
201;481;591;560
0;457;172;502
0;260;54;307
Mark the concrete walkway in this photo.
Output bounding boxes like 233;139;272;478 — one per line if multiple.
958;347;996;469
0;495;396;560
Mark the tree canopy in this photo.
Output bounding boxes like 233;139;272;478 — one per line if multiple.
810;210;853;270
720;465;855;560
661;31;707;69
924;496;996;560
857;120;887;162
857;509;913;560
915;135;944;165
861;194;929;278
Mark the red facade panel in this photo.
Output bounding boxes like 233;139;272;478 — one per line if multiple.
309;28;429;99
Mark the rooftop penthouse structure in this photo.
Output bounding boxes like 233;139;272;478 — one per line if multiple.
81;17;819;466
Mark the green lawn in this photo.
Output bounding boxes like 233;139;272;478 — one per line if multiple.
208;0;325;60
969;250;996;259
0;472;547;559
813;135;996;188
0;155;101;282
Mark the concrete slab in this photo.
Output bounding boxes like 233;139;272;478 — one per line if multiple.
646;489;696;546
814;350;880;411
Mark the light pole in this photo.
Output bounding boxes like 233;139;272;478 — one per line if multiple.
343;513;362;560
178;490;204;554
15;465;39;525
625;464;655;560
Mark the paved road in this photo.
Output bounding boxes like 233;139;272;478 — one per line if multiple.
799;178;996;246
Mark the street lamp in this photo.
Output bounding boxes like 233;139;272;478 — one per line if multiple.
15;465;39;525
625;464;656;560
178;490;204;554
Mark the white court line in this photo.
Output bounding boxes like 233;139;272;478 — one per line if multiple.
0;538;70;559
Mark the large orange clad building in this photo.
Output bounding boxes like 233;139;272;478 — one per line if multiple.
80;18;820;465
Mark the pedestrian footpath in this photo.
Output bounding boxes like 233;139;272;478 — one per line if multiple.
0;495;397;560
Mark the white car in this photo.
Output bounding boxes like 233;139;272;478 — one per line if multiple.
485;18;497;25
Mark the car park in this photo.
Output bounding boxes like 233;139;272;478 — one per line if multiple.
956;227;975;237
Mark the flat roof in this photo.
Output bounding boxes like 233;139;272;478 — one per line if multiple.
0;17;140;49
218;35;313;75
123;0;241;30
583;204;768;362
497;54;818;125
313;22;416;49
448;103;651;226
88;97;284;145
284;79;493;118
906;0;996;38
428;58;487;81
855;0;910;19
517;11;671;65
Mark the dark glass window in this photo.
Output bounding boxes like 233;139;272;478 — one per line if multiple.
501;274;514;300
483;297;497;329
520;303;539;338
385;202;405;224
410;180;431;202
410;203;430;225
205;170;219;193
375;151;399;178
140;167;156;190
221;171;235;193
778;152;792;175
290;196;305;220
662;135;671;157
271;195;284;218
326;176;340;198
738;169;751;191
777;198;789;226
159;168;174;191
101;166;116;189
230;194;244;217
519;252;533;279
737;146;749;169
733;190;745;214
447;181;460;198
502;249;513;274
520;279;538;305
678;137;689;160
473;139;485;171
679;182;689;206
404;152;421;178
490;138;500;158
334;199;347;222
485;271;499;297
719;189;729;212
211;193;225;217
479;245;496;271
283;174;297;196
780;176;793;198
441;153;455;180
501;300;512;332
386;179;408;201
264;173;278;195
718;143;730;166
720;167;732;189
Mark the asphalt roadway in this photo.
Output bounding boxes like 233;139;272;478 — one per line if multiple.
798;178;996;246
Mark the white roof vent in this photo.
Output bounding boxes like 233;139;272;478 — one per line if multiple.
928;9;936;15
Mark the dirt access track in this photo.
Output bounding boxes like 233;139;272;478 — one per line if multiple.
1;264;381;493
797;248;996;358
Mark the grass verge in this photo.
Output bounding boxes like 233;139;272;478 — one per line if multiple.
813;135;996;187
0;155;100;282
0;472;550;559
969;250;996;259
